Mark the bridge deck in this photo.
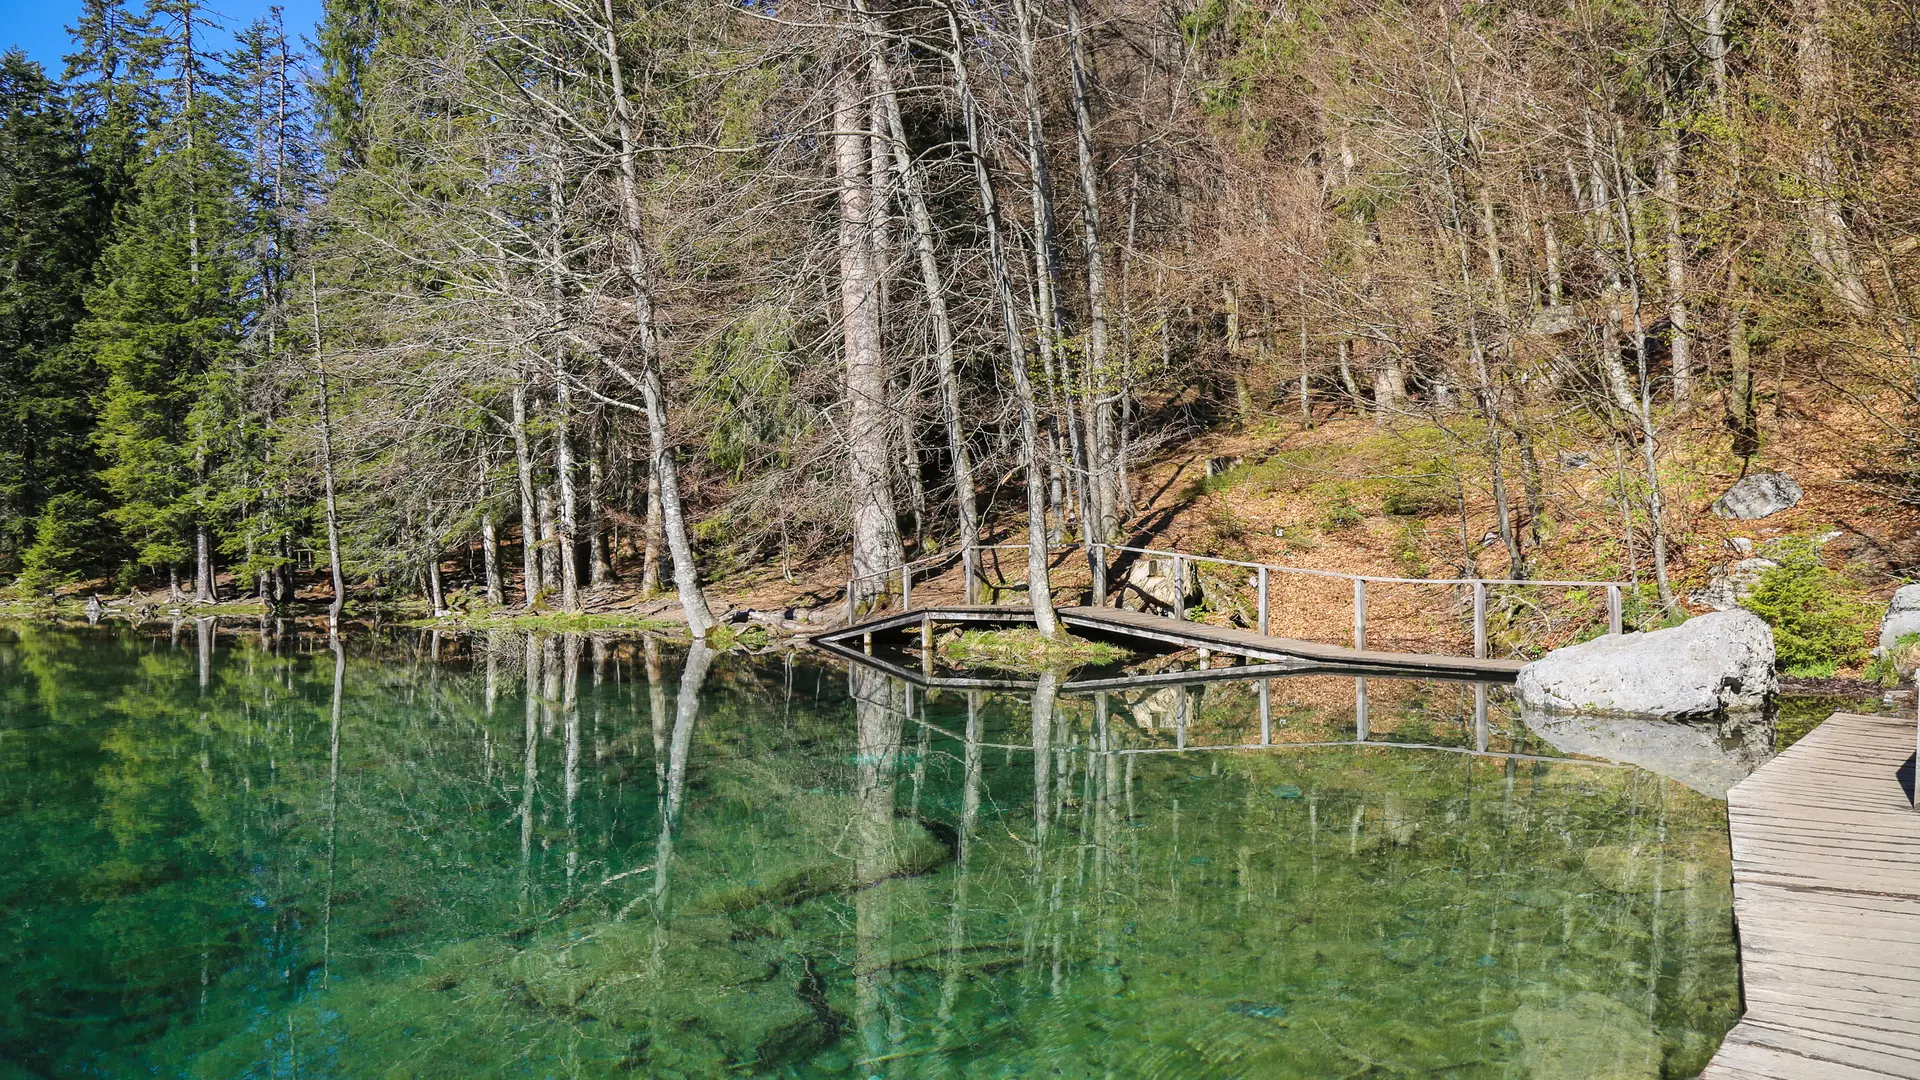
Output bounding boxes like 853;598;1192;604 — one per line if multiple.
1703;710;1920;1080
814;604;1524;679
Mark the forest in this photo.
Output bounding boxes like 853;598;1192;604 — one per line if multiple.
3;0;1918;641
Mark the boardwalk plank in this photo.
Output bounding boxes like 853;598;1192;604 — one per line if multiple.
1704;711;1920;1080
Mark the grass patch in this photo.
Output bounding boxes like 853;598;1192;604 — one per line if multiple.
937;629;1130;674
419;611;681;634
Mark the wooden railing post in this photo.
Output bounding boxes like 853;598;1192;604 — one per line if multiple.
1472;581;1487;659
1607;585;1624;635
846;578;856;625
1353;578;1367;650
1172;556;1187;621
1355;677;1370;740
901;564;912;610
1257;566;1270;637
1089;543;1107;606
920;613;934;676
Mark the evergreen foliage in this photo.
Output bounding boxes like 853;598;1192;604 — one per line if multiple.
1741;538;1872;676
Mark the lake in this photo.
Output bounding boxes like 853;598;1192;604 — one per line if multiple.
0;623;1740;1078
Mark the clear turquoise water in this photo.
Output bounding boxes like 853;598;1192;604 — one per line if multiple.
0;624;1739;1078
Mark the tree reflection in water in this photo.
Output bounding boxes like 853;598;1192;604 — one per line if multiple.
0;625;1743;1078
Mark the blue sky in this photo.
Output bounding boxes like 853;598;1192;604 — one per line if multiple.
1;0;327;74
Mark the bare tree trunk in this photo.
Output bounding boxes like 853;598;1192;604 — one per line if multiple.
866;19;982;599
1658;118;1693;404
599;0;714;638
479;447;505;606
1795;0;1871;317
1068;0;1115;542
311;267;346;631
945;4;1056;636
641;467;663;596
194;526;217;603
426;552;446;616
587;424;613;587
836;54;904;608
511;374;542;609
1609;140;1676;607
539;488;559;593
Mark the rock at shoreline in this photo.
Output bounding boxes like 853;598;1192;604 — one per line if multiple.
1877;583;1920;653
1711;471;1802;519
1515;610;1776;720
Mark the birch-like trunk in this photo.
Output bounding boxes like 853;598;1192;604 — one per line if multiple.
1795;0;1871;316
945;4;1057;635
865;17;982;599
511;374;542;609
310;268;346;630
836;57;905;607
599;0;714;638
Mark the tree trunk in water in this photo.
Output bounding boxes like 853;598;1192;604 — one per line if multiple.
866;18;981;599
945;4;1056;636
511;377;542;609
836;56;904;609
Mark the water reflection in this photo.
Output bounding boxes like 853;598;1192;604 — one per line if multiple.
0;624;1742;1078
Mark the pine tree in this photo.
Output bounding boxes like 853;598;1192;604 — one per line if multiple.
0;50;107;582
83;0;249;597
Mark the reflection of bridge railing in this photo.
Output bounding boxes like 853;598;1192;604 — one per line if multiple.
846;541;1633;659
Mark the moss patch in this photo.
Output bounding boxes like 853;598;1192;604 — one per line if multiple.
937;629;1129;674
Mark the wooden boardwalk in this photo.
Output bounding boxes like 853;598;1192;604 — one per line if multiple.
1703;711;1920;1080
813;604;1525;679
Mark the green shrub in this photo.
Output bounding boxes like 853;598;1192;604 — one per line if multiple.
1740;538;1871;675
1381;478;1450;517
1321;484;1364;530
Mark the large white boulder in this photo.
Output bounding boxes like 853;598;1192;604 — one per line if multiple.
1877;584;1920;653
1515;610;1776;720
1711;471;1802;519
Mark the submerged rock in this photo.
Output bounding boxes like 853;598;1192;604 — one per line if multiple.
1515;610;1775;721
1513;992;1661;1080
1521;709;1775;799
1710;471;1802;519
1878;583;1920;653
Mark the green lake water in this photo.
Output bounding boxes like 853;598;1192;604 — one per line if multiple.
1;624;1741;1078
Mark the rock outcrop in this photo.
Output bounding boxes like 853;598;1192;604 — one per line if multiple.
1710;471;1802;519
1515;610;1776;720
1687;556;1777;611
1878;583;1920;653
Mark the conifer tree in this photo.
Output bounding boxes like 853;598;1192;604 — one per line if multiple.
0;50;107;583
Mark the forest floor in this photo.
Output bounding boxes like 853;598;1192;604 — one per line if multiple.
11;377;1916;672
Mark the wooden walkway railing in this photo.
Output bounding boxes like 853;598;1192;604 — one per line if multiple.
845;541;1633;660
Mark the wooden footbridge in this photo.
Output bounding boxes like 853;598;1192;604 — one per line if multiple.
1702;710;1920;1079
817;542;1633;679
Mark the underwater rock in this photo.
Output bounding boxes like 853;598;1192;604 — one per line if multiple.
1513;992;1661;1080
1515;610;1775;720
1521;709;1775;799
1710;471;1802;519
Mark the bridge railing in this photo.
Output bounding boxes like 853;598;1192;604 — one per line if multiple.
1095;544;1630;659
845;541;1634;659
